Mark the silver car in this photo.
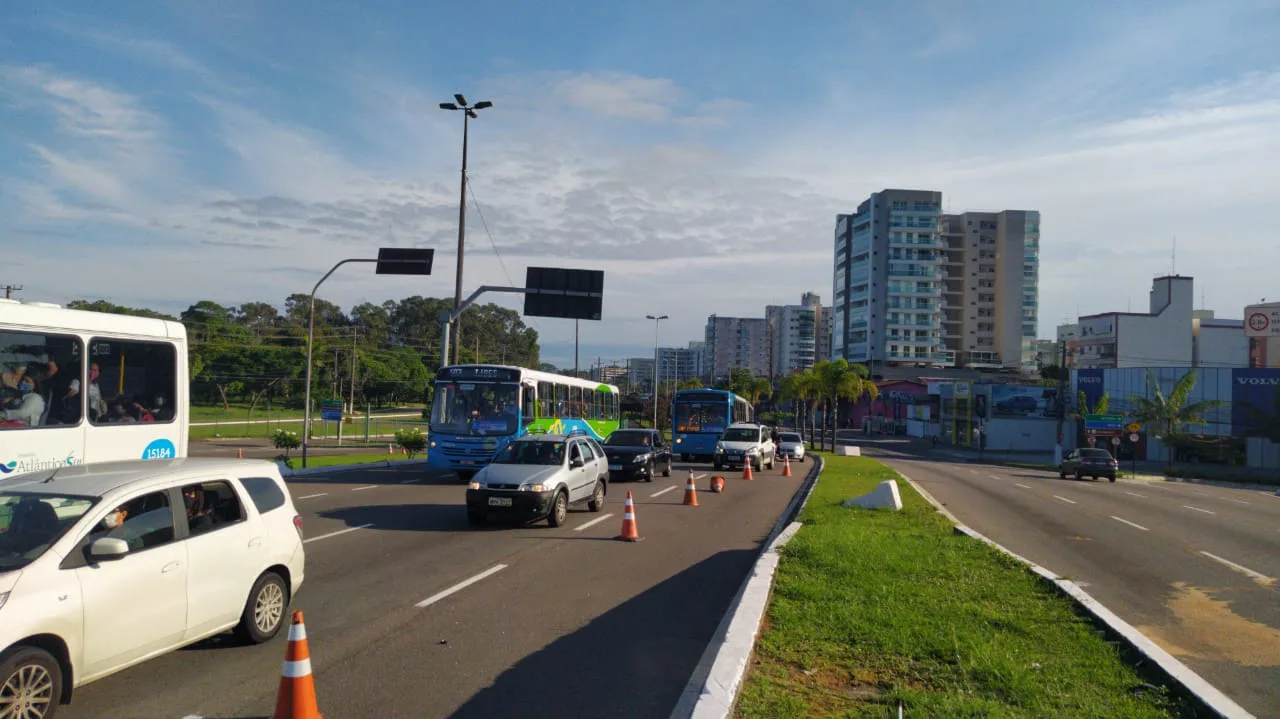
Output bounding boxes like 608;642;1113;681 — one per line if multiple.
465;433;609;527
777;431;806;462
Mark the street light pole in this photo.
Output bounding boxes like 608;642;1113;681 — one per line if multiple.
646;314;668;429
439;93;493;365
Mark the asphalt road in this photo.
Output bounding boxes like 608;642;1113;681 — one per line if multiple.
56;456;809;719
870;443;1280;717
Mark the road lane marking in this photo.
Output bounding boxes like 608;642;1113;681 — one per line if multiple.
1230;498;1251;505
352;485;377;491
1015;483;1032;489
573;514;614;532
650;486;678;498
303;523;374;544
968;469;979;474
401;478;424;484
1124;491;1146;498
988;474;1003;480
1183;505;1216;515
1199;551;1274;583
415;564;508;608
1053;495;1078;505
297;493;328;500
1110;516;1149;531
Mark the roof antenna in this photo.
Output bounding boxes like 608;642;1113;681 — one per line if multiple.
1171;237;1176;276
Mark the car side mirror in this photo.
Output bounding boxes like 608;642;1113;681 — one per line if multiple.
88;537;130;561
570;457;584;468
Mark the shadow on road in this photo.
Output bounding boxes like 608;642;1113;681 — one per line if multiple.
448;548;756;719
317;502;607;532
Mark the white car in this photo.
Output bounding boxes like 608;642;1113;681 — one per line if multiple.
0;458;305;716
776;431;806;462
714;423;777;472
465;433;609;527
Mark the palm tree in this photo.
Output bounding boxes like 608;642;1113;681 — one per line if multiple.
1071;390;1110;420
812;359;878;452
746;375;772;407
1127;368;1226;465
778;369;819;448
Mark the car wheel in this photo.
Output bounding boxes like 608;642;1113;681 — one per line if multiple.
547;489;569;527
1074;470;1082;481
663;458;672;477
467;508;486;526
714;459;722;470
768;453;776;470
236;571;289;644
0;646;62;719
1058;468;1066;479
588;481;606;512
1109;475;1116;483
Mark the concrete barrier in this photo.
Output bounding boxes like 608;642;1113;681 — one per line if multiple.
837;445;861;456
842;479;902;511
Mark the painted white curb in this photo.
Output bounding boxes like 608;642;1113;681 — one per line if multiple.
670;455;825;719
900;472;1256;719
278;458;429;478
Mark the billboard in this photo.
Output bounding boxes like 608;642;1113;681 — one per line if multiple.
1076;368;1105;412
1244;303;1280;338
1231;368;1280;436
990;385;1056;418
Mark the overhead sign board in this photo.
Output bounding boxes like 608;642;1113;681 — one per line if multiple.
375;247;434;275
1244;302;1280;338
523;267;604;321
1083;413;1124;431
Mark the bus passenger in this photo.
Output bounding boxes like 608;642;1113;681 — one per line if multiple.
1;375;45;428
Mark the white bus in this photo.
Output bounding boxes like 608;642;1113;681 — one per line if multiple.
0;298;189;475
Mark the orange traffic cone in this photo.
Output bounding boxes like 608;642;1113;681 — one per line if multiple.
682;470;699;506
272;611;323;719
742;461;754;480
710;475;725;493
237;448;244;459
617;491;642;541
781;454;792;477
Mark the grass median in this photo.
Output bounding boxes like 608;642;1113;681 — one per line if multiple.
735;454;1201;718
279;452;423;470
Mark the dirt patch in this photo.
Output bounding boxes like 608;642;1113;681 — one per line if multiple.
1136;582;1280;667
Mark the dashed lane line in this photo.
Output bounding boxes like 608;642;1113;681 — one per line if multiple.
1015;483;1032;489
297;492;328;500
650;486;678;498
351;485;377;491
1124;491;1146;498
1183;505;1216;515
1053;495;1078;505
303;523;374;544
415;564;508;608
1199;551;1274;584
1110;516;1150;531
573;514;614;532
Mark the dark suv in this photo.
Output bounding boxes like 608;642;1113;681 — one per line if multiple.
1059;448;1118;482
601;429;672;482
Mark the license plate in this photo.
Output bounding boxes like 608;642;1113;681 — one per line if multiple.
609;464;622;471
488;496;512;507
460;460;474;465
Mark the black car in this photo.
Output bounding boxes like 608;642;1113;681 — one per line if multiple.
1059;447;1118;482
601;429;672;482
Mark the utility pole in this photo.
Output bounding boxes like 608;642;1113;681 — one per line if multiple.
1;284;21;299
348;329;357;415
575;319;580;377
1054;341;1068;465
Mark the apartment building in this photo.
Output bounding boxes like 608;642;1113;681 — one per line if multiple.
831;189;1040;372
766;294;821;377
625;343;704;390
704;315;770;381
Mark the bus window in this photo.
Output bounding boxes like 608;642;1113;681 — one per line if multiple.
537;381;554;417
522;386;537;425
555;383;568;416
569;387;582;417
88;339;177;426
0;330;83;429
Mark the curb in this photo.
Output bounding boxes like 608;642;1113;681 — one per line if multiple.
278;458;429;478
669;455;825;719
900;472;1256;719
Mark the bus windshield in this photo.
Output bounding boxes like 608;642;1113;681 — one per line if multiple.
429;381;520;436
674;399;729;433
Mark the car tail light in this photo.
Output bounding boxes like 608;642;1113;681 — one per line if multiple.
293;514;304;539
1110;460;1118;466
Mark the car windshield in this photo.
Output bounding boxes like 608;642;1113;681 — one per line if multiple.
721;428;758;443
674;400;729;433
492;440;566;466
779;433;802;443
0;492;97;571
429;381;520;436
605;431;652;446
1080;449;1113;459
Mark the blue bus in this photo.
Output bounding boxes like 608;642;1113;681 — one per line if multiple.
672;389;753;461
426;364;620;479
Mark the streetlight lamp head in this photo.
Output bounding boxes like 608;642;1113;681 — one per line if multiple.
466;109;478;119
473;100;493;110
454;93;468;106
439;102;459;111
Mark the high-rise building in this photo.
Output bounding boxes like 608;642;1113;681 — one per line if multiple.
766;293;822;377
831;189;1040;372
704;315;770;381
626;345;703;391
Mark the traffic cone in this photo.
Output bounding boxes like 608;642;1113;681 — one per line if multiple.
682;470;699;506
710;475;725;493
272;611;323;719
237;448;244;459
617;491;642;542
742;461;754;480
781;454;792;477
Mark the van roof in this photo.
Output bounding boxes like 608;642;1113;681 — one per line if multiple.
0;458;278;498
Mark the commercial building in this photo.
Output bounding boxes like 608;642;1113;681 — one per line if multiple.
703;315;770;381
831;189;1040;372
1072;275;1248;369
592;364;628;385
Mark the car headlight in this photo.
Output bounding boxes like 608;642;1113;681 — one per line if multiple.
521;483;546;492
715;444;725;453
747;447;759;455
675;437;682;444
469;481;484;490
430;440;438;448
632;454;650;464
0;591;8;611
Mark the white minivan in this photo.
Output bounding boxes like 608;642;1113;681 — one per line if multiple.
0;458;306;717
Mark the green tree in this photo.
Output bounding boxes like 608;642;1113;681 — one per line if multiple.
66;299;177;321
812;359;878;451
777;370;820;447
1127;369;1226;465
1072;390;1110;420
677;378;703;390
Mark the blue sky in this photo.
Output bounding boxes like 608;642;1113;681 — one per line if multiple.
2;0;1279;368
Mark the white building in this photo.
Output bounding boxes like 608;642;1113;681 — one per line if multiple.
704;315;770;381
766;293;822;377
1073;275;1248;369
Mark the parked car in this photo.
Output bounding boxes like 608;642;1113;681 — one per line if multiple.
1059;448;1118;482
714;423;777;472
600;429;672;482
465;433;608;527
0;458;305;716
776;432;806;462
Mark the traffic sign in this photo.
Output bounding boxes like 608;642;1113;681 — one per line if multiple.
1129;432;1140;442
1084;413;1125;431
320;400;344;422
523;267;605;320
1110;436;1121;446
1125;422;1141;433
